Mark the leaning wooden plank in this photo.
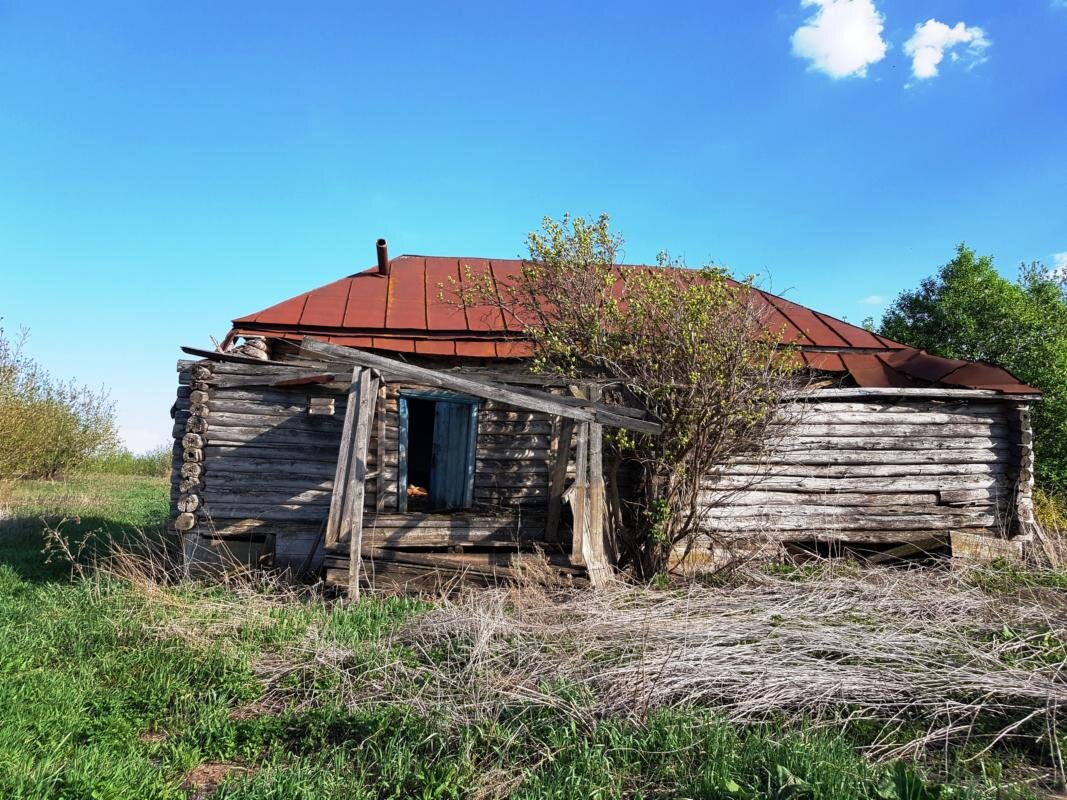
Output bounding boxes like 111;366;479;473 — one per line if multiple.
325;367;361;548
584;415;613;587
545;416;575;543
341;369;378;598
300;338;662;434
571;421;590;566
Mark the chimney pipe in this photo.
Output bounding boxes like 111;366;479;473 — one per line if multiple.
376;238;389;275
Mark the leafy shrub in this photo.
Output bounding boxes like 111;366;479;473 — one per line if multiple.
87;444;173;478
0;326;117;479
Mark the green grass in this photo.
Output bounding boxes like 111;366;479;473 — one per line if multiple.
0;476;1056;799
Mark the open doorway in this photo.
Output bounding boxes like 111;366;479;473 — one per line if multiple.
399;392;479;512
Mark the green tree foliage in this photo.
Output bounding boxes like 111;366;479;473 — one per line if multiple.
879;244;1067;489
0;326;118;479
454;215;799;578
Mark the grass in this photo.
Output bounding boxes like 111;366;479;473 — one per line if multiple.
0;476;1063;799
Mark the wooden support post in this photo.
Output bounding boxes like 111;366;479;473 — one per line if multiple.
583;385;613;587
571;421;589;566
324;367;361;549
375;382;387;512
545;415;575;543
342;369;379;599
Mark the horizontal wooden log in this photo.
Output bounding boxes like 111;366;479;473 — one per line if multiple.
180;462;203;478
704;491;940;507
177;494;201;512
694;529;988;545
202;454;340;477
475;459;550;475
699;512;995;532
203;487;333;505
732;448;1007;466
204;410;346;430
475;448;551;461
781;401;1008;415
770;436;1007;452
174;513;197;531
201;503;330;522
703;475;1007;494
475;473;551;488
771;423;1007;439
203;426;344;447
201;442;342;464
710;462;1007;479
771;410;1006;426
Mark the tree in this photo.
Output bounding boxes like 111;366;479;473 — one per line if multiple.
879;244;1067;489
0;326;117;479
453;215;799;578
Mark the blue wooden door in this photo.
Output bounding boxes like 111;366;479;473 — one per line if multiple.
429;401;475;509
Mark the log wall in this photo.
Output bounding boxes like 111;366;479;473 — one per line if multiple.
695;397;1029;554
170;360;554;572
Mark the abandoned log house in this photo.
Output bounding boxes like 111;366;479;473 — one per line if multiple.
170;242;1041;588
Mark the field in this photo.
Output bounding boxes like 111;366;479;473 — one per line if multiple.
0;475;1065;799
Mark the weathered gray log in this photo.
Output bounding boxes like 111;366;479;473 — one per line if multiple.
731;448;1006;466
707;490;941;507
699;512;995;532
182;449;203;463
702;475;1007;494
202;454;339;477
770;410;1005;426
200;443;346;463
179;477;202;493
710;462;1007;479
182;433;205;449
174;513;197;531
340;369;378;597
177;494;201;513
771;436;1007;452
180;462;203;479
772;423;1007;438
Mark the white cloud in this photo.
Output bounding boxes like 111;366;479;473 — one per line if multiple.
903;19;990;80
791;0;888;79
857;295;885;305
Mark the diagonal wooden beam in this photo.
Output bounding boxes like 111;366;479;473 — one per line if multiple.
299;338;662;435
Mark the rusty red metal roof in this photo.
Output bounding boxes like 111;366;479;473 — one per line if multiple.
230;255;1037;394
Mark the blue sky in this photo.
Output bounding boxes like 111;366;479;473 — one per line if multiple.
2;1;1065;450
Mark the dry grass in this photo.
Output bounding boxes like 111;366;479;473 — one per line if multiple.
243;566;1065;775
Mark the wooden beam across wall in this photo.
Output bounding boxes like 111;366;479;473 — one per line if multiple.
299;338;662;434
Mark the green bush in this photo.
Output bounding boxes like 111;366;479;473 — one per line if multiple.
0;326;118;479
879;245;1067;490
86;444;173;478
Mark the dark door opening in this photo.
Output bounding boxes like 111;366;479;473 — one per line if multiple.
399;393;478;512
